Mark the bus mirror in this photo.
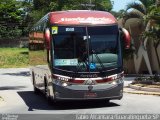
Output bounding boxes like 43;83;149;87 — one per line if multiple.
121;28;131;49
45;28;51;49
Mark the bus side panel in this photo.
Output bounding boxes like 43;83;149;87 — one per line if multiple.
29;23;53;97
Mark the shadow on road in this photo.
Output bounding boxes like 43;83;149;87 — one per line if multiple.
0;86;27;90
17;91;120;111
2;71;30;77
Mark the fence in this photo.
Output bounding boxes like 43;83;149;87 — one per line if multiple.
0;37;28;48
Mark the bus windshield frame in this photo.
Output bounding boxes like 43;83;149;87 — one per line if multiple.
52;25;122;76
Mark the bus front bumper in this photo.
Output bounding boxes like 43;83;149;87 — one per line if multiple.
53;82;123;101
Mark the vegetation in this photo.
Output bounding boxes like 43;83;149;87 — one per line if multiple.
134;74;160;83
0;48;28;68
111;9;126;20
142;1;160;68
0;0;159;71
121;0;160;85
120;0;160;68
0;0;23;39
131;74;160;89
31;0;113;24
29;51;46;65
0;0;113;39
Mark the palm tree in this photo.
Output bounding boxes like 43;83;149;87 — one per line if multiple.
121;0;159;74
122;1;147;51
122;0;157;26
143;0;160;69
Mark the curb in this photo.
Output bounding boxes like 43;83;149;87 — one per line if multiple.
129;84;160;92
123;84;160;96
123;89;160;96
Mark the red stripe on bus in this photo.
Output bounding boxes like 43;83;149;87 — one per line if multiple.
95;77;113;83
52;74;84;84
68;79;85;84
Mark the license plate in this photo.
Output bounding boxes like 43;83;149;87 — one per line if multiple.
84;92;97;98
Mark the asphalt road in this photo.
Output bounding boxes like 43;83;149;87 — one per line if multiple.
0;68;160;119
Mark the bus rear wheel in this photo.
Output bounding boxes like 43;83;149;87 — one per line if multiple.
32;72;39;94
44;79;54;105
34;86;39;94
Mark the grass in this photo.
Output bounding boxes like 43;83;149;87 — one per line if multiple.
0;48;29;68
29;50;46;65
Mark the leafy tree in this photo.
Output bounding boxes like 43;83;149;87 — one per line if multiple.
0;0;23;39
122;0;160;72
19;0;34;36
122;0;157;27
33;0;51;11
49;0;112;11
16;0;113;37
111;9;126;19
0;25;22;39
123;1;146;25
142;0;160;68
31;0;113;24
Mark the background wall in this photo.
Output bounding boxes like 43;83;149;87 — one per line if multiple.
0;37;28;48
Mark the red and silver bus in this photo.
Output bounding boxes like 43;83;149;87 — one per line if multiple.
29;10;130;103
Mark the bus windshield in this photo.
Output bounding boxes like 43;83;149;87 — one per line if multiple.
53;25;120;74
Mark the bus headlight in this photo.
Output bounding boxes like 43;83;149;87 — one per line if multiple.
55;80;68;87
112;81;117;85
111;78;123;85
62;82;68;87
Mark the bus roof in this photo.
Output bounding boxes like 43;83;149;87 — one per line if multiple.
49;10;117;25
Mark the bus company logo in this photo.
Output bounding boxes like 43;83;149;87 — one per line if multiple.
85;79;95;85
80;74;98;78
60;17;114;23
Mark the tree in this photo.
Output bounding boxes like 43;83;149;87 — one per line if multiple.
122;1;146;26
111;9;126;19
0;0;23;39
30;0;113;24
142;0;160;69
20;0;33;35
121;0;160;74
49;0;112;11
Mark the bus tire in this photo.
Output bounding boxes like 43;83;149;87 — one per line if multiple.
101;99;110;104
47;93;54;105
32;72;39;94
44;78;54;105
34;86;39;94
106;99;110;103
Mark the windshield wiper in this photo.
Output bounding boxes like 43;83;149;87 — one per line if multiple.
75;51;88;73
91;50;106;73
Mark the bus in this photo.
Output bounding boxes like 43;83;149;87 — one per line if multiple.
29;10;131;103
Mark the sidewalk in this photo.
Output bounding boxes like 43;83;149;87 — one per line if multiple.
123;78;160;96
124;86;160;96
123;77;160;96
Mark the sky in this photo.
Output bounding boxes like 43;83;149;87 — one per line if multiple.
112;0;135;11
